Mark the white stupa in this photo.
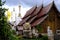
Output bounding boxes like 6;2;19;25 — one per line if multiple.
14;4;22;26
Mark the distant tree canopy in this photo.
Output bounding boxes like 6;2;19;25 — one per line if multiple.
0;0;19;40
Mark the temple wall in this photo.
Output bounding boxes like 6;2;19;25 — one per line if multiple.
40;6;59;33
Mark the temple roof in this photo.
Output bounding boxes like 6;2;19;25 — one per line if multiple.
23;6;37;19
31;15;48;27
17;1;60;28
37;3;53;18
18;5;42;26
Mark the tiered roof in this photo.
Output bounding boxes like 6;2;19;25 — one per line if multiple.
17;1;60;28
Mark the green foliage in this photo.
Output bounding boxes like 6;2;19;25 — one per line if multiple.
36;24;43;32
41;35;48;40
0;0;19;40
19;35;48;40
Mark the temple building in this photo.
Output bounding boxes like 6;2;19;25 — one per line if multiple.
16;1;60;33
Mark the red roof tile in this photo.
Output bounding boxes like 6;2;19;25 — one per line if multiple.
37;3;53;18
18;2;53;27
27;15;37;23
31;5;42;17
23;6;37;19
19;16;31;25
31;15;48;27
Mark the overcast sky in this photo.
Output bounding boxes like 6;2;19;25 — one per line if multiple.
3;0;53;7
2;0;60;25
2;0;60;17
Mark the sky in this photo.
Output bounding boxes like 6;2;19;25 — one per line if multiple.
2;0;60;25
54;0;60;12
2;0;60;13
2;0;54;17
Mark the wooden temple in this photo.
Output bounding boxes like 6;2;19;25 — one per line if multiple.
16;2;60;33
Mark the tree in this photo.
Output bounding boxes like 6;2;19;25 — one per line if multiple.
0;0;19;40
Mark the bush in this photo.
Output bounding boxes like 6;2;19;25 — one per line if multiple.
19;35;48;40
0;0;20;40
36;24;43;32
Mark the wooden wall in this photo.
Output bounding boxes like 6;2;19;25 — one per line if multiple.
40;5;60;33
